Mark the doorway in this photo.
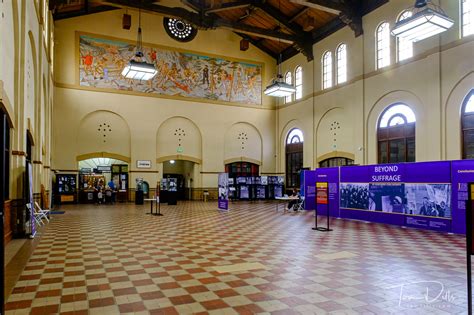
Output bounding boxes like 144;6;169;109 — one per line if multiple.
163;160;195;200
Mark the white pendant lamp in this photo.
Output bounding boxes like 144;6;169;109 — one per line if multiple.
391;0;453;42
121;9;157;80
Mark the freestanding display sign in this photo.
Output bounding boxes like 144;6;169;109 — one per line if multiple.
218;173;229;210
466;182;474;314
313;182;332;232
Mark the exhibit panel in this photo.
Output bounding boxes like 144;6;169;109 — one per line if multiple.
306;160;474;234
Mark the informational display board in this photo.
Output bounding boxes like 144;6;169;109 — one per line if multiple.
302;160;474;234
218;173;229;210
316;182;328;205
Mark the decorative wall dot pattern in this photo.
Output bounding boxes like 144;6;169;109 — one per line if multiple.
330;121;341;144
174;128;186;147
97;122;112;143
238;132;248;150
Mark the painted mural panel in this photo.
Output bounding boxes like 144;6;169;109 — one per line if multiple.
78;34;262;105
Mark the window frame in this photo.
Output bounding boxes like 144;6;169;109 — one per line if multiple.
377;104;416;164
461;90;474;159
336;43;347;85
396;10;414;62
462;0;474;37
376;22;391;69
294;66;303;100
284;71;293;104
285;128;303;189
322;51;333;89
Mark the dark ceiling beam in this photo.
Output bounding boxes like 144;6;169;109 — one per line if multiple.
180;0;202;13
234;33;277;59
289;0;344;15
252;2;313;61
52;5;118;20
288;7;310;23
204;1;253;14
102;0;298;43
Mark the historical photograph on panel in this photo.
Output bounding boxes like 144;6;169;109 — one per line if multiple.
368;183;405;213
340;183;369;210
404;184;451;218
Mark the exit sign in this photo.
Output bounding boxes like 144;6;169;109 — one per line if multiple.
177;147;184;153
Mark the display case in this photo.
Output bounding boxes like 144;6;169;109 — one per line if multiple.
56;174;77;203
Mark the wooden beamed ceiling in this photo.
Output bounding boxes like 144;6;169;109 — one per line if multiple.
51;0;388;62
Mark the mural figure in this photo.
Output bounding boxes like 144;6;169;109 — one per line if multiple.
79;34;262;105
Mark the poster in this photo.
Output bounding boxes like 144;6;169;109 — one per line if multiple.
316;182;328;205
79;34;262;105
340;183;369;209
368;183;405;213
218;173;229;210
240;185;249;199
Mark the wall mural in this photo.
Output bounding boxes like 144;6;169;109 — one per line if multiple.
79;34;263;105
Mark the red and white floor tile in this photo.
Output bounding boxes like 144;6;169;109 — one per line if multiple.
5;201;468;314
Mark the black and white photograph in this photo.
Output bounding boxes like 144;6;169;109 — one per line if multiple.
404;184;451;218
368;183;405;213
340;183;369;210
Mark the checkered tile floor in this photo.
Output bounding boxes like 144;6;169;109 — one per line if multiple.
5;201;469;314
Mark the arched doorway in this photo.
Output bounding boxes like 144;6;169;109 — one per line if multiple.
377;104;416;163
162;159;196;201
285;128;303;189
77;157;129;203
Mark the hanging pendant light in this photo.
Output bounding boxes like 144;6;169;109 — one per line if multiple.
264;0;296;98
264;56;296;97
391;0;453;42
121;8;157;80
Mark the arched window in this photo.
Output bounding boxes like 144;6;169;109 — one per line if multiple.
462;91;474;159
295;66;303;100
284;71;293;104
319;157;354;168
225;162;259;177
322;51;333;89
378;104;416;163
397;11;413;62
336;44;347;84
286;128;303;188
376;22;391;69
462;0;474;37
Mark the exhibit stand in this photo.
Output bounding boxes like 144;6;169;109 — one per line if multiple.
312;181;332;232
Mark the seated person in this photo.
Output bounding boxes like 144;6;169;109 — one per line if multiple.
286;188;300;211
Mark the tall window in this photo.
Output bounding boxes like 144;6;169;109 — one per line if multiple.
462;91;474;159
295;66;303;100
378;104;416;163
336;44;347;84
397;11;413;61
284;71;293;104
462;0;474;37
376;22;391;69
285;128;303;188
322;51;333;89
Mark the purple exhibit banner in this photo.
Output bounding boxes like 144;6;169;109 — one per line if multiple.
218;173;229;210
302;160;474;234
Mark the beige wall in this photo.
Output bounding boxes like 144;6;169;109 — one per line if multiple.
52;9;277;189
48;0;474;192
279;0;474;170
0;0;53;201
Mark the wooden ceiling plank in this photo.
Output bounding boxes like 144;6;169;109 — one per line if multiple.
204;1;253;14
289;0;343;15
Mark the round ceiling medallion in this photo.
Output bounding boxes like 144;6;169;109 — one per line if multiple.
163;17;198;42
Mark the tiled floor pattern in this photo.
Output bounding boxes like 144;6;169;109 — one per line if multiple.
5;201;469;314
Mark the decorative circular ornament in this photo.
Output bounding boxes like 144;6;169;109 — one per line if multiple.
163;17;197;42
